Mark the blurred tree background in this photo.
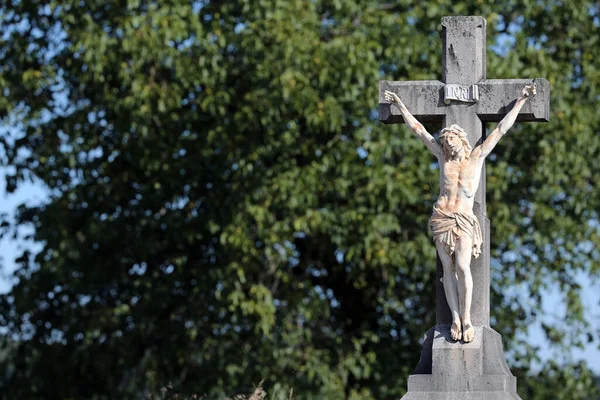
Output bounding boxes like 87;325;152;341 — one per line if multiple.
0;0;599;399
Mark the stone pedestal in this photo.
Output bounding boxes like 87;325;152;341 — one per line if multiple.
401;325;521;399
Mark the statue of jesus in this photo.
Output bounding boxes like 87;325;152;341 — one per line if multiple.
384;85;536;342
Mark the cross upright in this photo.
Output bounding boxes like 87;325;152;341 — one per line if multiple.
379;16;550;329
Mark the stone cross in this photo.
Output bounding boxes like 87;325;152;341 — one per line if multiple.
378;16;550;398
379;16;549;327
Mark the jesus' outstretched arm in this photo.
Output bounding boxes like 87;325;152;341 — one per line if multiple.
473;85;536;159
384;90;442;158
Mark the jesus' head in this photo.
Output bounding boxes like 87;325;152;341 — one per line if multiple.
439;124;472;159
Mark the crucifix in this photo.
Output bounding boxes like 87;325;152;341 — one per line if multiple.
379;16;549;397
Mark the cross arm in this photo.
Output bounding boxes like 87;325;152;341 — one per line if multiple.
379;80;446;124
476;78;550;122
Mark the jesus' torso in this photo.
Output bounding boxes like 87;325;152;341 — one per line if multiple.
435;155;484;215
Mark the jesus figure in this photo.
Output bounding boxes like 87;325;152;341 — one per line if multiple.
384;85;536;342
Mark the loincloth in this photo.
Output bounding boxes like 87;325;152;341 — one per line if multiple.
429;206;482;258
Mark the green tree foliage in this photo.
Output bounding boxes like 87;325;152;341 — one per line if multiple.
0;0;599;399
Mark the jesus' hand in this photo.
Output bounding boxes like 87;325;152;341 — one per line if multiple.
521;85;536;98
384;90;403;105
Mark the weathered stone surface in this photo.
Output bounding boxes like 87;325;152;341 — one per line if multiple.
442;16;486;84
401;325;522;400
476;79;550;122
379;81;445;123
379;79;550;125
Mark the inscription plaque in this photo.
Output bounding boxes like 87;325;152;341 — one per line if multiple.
444;84;479;104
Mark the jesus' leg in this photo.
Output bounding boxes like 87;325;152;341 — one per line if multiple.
435;241;462;341
455;232;474;342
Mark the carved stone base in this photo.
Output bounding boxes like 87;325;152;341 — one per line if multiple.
401;325;521;400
